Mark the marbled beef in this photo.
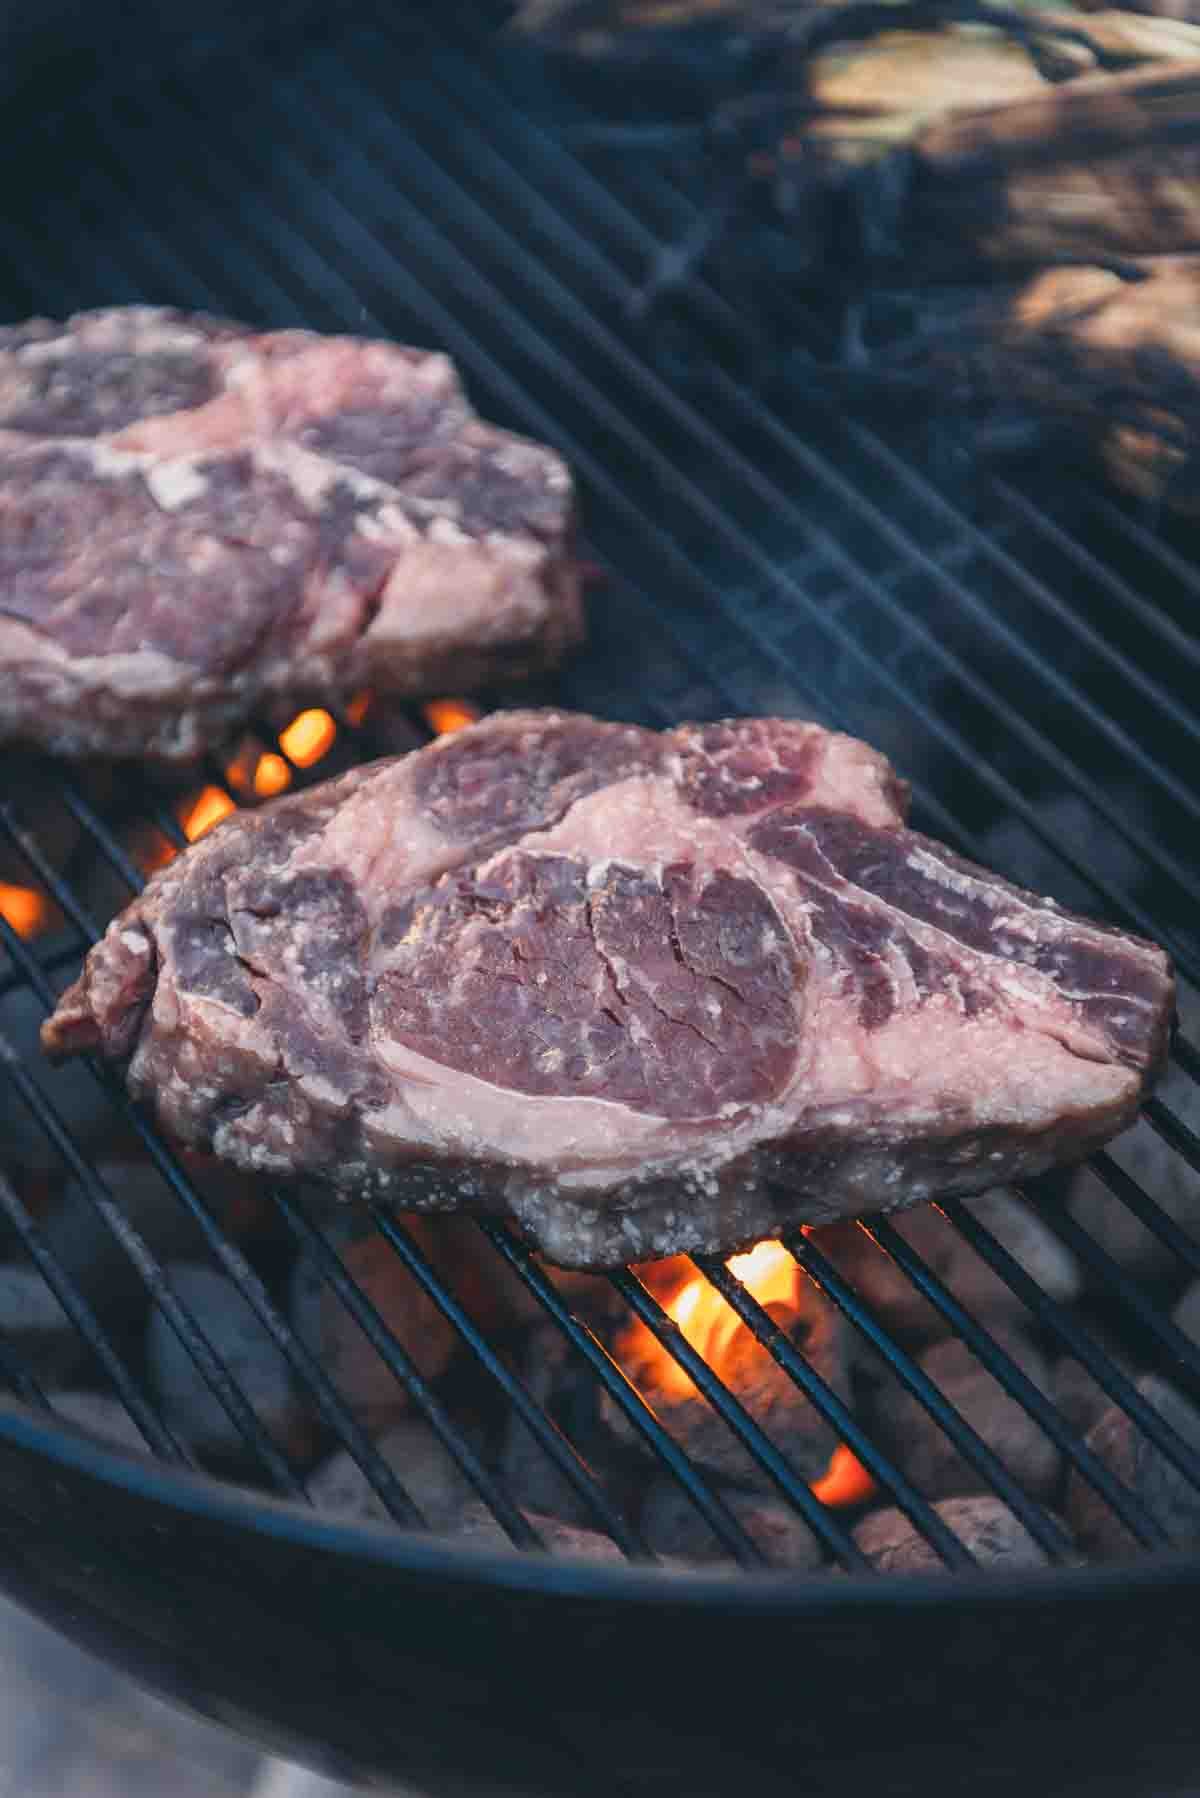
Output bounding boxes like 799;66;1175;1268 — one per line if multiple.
0;308;582;762
41;711;1174;1268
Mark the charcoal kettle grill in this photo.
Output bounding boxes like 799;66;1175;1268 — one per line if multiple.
2;4;1200;1793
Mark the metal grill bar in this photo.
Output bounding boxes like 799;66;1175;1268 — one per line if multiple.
864;1218;1165;1550
786;1231;1073;1560
0;818;474;1527
1084;485;1200;616
692;1255;971;1569
608;1265;873;1571
271;1195;534;1545
0;1137;190;1464
1146;1097;1200;1171
476;1225;769;1568
1033;1205;1200;1405
362;1207;648;1558
991;478;1200;682
0;1027;304;1492
1088;1151;1200;1283
944;1201;1200;1486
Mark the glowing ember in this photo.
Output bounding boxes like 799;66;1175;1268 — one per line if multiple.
134;831;178;875
279;708;337;767
810;1444;876;1509
253;752;292;798
344;689;373;727
223;748;254;792
179;786;236;842
0;882;52;939
423;697;481;736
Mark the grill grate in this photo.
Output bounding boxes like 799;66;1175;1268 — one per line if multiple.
0;0;1199;1578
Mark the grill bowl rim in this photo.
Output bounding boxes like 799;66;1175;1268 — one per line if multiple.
5;1400;1200;1610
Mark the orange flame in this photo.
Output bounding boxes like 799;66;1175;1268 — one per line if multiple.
0;882;52;939
666;1240;800;1374
179;786;236;842
634;1239;873;1510
345;689;373;727
279;708;337;768
810;1444;876;1509
423;697;481;736
253;753;292;798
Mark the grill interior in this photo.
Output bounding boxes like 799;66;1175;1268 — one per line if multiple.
1;0;1200;1579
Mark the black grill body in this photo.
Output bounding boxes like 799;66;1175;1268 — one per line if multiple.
2;3;1200;1793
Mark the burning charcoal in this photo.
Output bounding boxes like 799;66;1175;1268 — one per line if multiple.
290;1220;458;1436
146;1263;301;1463
607;1246;852;1488
812;1188;1081;1347
501;1322;633;1527
49;1391;151;1456
640;1477;823;1570
307;1418;480;1527
868;1326;1062;1502
1065;1374;1200;1560
853;1496;1055;1574
0;1261;90;1386
450;1502;626;1562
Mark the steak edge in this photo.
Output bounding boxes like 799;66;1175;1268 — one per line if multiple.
0;307;583;762
41;711;1174;1268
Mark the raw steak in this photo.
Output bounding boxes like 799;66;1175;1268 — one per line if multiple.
0;308;582;762
41;711;1173;1268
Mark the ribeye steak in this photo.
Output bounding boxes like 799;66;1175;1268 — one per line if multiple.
0;308;582;762
41;711;1174;1268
